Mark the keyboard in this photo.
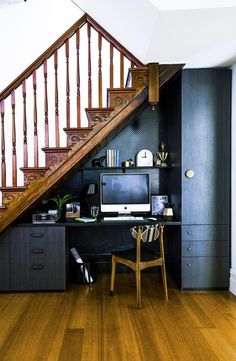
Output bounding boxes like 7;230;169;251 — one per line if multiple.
103;216;144;221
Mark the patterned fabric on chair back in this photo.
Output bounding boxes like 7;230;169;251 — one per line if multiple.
131;225;160;243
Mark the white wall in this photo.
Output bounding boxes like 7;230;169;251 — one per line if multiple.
230;64;236;296
0;0;83;92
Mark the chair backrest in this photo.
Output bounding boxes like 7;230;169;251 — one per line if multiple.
131;224;160;243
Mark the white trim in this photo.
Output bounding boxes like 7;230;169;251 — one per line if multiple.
229;268;236;296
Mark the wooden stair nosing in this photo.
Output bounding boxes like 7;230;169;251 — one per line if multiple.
0;186;27;192
41;147;71;153
0;87;148;233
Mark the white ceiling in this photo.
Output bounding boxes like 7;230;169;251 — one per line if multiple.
149;0;236;11
73;0;236;68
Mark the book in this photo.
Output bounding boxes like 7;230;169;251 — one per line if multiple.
105;149;119;167
74;217;96;223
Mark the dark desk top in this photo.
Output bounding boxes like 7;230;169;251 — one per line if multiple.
16;217;181;227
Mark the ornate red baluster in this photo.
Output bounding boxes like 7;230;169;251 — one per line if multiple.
87;23;92;108
98;33;102;107
22;80;28;167
120;52;124;87
33;70;38;167
54;50;60;147
65;38;70;130
0;100;6;187
11;90;17;186
76;29;81;127
110;43;114;89
44;60;49;148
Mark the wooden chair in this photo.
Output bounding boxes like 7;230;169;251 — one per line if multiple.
110;224;168;308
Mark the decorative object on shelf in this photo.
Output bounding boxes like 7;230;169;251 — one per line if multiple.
136;149;153;166
121;159;134;167
32;210;58;224
84;183;99;216
105;149;120;167
163;203;174;219
156;142;168;167
92;155;105;167
90;206;99;219
42;194;75;221
151;195;168;216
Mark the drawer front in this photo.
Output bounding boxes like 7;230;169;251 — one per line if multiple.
0;231;10;291
182;257;229;289
182;225;229;241
182;241;229;257
10;241;48;260
10;227;48;243
10;226;66;291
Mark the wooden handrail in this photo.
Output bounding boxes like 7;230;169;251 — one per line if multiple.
0;14;144;101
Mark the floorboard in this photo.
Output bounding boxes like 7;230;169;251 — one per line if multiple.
0;274;235;361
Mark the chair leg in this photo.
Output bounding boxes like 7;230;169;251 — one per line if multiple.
136;268;141;308
161;263;168;301
110;255;116;296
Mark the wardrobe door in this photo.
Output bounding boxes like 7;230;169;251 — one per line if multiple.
182;69;231;225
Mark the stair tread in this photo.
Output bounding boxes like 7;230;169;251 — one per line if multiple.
20;166;49;171
42;146;71;151
0;186;27;191
63;127;93;131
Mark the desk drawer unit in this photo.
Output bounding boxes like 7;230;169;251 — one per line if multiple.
0;230;10;291
10;227;66;291
181;225;230;289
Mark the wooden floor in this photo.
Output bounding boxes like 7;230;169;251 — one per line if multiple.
0;274;235;361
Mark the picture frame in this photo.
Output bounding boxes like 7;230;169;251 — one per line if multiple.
151;195;168;216
66;202;81;219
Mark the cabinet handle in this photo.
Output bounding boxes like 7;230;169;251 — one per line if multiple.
187;231;191;235
30;233;44;237
31;265;44;270
31;249;44;254
187;263;191;267
187;247;191;251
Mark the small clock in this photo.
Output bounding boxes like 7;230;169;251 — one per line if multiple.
136;149;153;166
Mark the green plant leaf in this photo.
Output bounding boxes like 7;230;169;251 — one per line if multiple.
42;194;74;208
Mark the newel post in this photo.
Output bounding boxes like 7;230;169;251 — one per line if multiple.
148;63;159;110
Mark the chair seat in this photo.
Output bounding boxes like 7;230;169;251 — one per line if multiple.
112;246;158;262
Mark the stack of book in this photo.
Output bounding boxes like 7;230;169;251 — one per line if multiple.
105;149;120;167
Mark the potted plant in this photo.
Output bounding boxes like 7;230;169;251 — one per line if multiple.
42;194;74;221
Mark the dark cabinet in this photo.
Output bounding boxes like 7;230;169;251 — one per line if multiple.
181;69;231;289
9;226;66;291
0;230;10;291
181;69;231;225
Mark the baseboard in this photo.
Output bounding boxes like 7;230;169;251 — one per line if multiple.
229;268;236;296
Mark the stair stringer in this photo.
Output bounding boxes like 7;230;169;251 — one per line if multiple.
0;87;148;233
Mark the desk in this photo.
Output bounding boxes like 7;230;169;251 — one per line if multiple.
0;219;181;292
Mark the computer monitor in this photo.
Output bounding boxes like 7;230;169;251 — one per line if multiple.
100;173;150;214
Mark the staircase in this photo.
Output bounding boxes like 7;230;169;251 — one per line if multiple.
0;13;183;232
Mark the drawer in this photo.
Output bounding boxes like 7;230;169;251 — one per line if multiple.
10;240;48;261
182;225;229;241
10;227;48;243
10;227;65;243
182;256;229;289
182;241;229;257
